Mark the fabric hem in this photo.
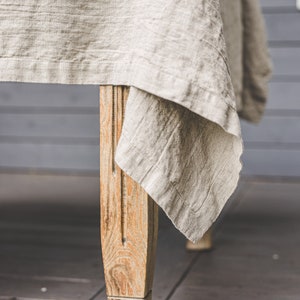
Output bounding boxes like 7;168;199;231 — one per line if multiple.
115;130;243;243
0;57;242;138
0;57;244;242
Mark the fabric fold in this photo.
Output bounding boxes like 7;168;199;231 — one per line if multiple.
0;0;271;242
115;87;243;243
220;0;273;123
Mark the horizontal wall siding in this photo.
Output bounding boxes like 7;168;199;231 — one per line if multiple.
0;84;99;174
241;0;300;177
261;0;294;8
267;82;300;110
0;143;98;172
0;114;98;138
265;14;300;42
0;1;299;178
242;149;300;177
242;116;300;144
271;48;300;77
0;83;98;108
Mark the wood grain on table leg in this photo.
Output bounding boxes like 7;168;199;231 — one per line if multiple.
99;86;159;300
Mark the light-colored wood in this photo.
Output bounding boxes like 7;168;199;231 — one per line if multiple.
107;292;152;300
99;86;159;300
186;228;213;252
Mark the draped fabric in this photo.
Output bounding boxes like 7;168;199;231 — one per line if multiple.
220;0;273;123
0;0;272;242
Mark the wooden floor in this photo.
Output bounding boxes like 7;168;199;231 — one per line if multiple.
0;174;300;300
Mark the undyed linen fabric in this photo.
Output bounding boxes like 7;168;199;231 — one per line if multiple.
220;0;273;123
0;0;272;242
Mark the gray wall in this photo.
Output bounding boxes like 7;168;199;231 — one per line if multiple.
0;84;99;175
242;0;300;177
0;0;299;178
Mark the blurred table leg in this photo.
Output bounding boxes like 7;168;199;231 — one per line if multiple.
186;228;213;252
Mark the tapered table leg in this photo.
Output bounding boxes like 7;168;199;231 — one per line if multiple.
99;86;159;300
186;228;213;252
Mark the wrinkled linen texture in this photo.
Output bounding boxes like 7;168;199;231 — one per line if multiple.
0;0;272;242
220;0;273;123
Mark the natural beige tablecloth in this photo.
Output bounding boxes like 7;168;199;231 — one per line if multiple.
0;0;272;242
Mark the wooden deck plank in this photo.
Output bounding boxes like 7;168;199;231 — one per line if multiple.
0;174;104;299
2;174;299;300
0;277;102;300
170;181;300;300
0;174;200;299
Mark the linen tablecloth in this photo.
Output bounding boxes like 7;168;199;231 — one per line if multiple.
0;0;272;242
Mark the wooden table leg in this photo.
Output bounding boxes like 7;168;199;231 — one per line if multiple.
99;86;159;300
186;228;213;252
